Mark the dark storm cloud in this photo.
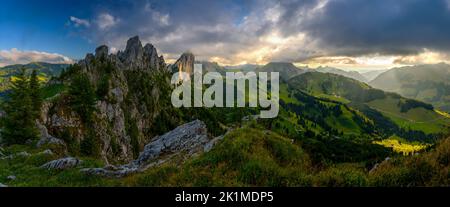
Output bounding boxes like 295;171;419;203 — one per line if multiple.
300;0;450;56
70;0;265;60
68;0;450;63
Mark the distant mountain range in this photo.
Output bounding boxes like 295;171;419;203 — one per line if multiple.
0;62;69;97
224;64;259;72
370;63;450;112
256;62;305;81
0;62;69;77
314;66;368;83
361;69;389;82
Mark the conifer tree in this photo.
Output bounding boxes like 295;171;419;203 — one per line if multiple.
29;70;43;118
68;73;98;156
68;74;96;123
1;68;39;145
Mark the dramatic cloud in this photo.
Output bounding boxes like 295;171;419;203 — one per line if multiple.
66;0;450;69
301;0;450;56
0;48;73;67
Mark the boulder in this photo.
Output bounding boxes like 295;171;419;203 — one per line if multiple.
133;119;208;166
80;167;137;177
40;157;81;170
6;175;16;180
0;151;30;160
81;120;210;177
38;149;54;155
36;121;66;148
36;136;66;148
0;183;7;187
16;151;31;157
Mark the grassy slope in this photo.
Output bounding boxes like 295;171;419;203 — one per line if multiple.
289;72;450;135
0;62;69;96
2;128;449;187
283;82;372;134
369;63;450;112
374;135;430;155
367;97;450;134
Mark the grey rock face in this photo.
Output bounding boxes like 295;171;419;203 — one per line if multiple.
40;157;81;170
117;36;162;70
143;43;159;70
7;175;16;180
42;36;171;163
50;114;78;127
95;45;109;59
133;119;208;166
173;52;195;79
81;120;210;177
36;121;66;148
125;36;143;58
0;183;7;187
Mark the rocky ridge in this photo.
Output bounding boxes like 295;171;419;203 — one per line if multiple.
41;36;179;163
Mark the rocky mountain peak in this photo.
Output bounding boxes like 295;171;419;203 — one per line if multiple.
143;43;160;70
108;36;164;70
95;45;109;59
173;52;195;79
121;36;144;65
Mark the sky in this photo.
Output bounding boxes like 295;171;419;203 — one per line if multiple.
2;0;450;70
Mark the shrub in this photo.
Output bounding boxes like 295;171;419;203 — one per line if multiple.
313;164;368;187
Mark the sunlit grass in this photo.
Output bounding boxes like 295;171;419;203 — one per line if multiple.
374;136;430;156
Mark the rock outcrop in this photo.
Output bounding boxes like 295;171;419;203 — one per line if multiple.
95;45;109;60
16;151;30;157
40;157;81;170
116;36;164;71
172;52;195;80
42;36;177;163
81;120;213;177
38;149;54;155
133;119;208;166
36;121;66;148
1;151;31;160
